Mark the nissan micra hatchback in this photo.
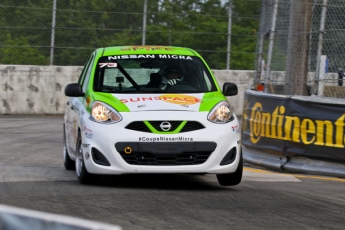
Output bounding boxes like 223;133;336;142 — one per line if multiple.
64;46;242;186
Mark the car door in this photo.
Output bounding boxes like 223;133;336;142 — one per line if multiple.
65;53;95;157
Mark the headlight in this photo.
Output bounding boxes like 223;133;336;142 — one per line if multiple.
207;101;234;124
90;101;122;123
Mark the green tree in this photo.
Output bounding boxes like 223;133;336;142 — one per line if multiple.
0;34;48;65
0;0;261;69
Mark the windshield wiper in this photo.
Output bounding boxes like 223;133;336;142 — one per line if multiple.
103;86;119;91
136;88;166;93
164;90;183;93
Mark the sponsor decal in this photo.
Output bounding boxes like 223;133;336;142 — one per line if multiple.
231;125;240;133
84;126;93;139
158;94;200;105
158;54;193;60
99;63;117;68
120;94;200;105
249;102;345;148
139;136;193;142
120;46;175;51
85;132;93;139
108;55;155;60
107;54;193;60
83;126;92;132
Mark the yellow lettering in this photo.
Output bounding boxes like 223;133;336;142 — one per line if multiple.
300;119;315;144
250;102;262;144
248;102;345;149
277;106;285;139
271;107;279;138
315;120;333;147
284;116;300;142
261;113;271;138
334;114;345;148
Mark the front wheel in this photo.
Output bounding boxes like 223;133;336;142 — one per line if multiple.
75;132;93;184
216;151;243;186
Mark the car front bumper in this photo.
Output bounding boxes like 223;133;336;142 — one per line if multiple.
79;111;241;175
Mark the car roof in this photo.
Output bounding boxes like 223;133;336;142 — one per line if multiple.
99;45;200;57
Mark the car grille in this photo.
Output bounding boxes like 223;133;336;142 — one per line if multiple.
115;142;216;166
125;121;205;133
120;152;212;165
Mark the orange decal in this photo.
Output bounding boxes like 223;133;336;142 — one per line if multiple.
120;46;175;51
158;94;200;105
119;94;200;105
86;96;91;106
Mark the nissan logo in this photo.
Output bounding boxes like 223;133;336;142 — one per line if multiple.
160;121;172;131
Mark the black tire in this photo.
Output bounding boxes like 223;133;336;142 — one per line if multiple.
63;124;75;170
216;151;243;186
75;132;94;184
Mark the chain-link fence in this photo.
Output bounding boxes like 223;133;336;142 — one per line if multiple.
255;0;345;98
0;0;261;70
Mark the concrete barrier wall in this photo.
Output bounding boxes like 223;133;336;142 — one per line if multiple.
0;65;83;114
0;65;255;115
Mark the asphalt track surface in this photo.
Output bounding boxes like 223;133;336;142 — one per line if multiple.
0;115;345;230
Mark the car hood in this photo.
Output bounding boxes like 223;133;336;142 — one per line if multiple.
89;92;226;112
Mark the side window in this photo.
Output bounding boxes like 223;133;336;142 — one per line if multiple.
203;71;212;91
82;55;95;92
78;54;94;85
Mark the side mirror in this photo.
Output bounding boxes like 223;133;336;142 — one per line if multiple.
65;83;84;97
222;82;238;96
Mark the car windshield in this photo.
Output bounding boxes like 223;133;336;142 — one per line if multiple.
93;54;217;93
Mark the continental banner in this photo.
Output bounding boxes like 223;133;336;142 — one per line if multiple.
242;90;345;163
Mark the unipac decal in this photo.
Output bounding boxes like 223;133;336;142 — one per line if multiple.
158;94;200;105
120;46;175;51
120;94;201;105
249;102;345;148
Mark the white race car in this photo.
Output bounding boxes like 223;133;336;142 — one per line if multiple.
64;45;242;186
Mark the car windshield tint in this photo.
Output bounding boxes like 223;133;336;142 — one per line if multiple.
93;55;217;93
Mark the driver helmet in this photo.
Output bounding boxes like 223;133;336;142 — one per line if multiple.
161;65;184;84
